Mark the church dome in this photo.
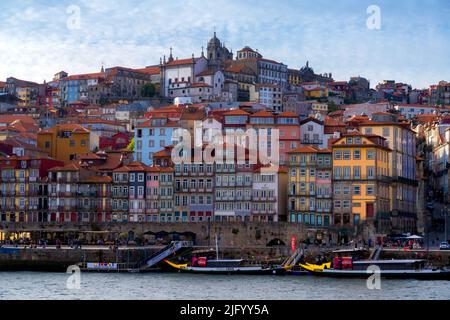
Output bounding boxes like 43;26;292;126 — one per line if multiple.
208;32;221;47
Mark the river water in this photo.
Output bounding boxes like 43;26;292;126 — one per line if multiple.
0;272;449;300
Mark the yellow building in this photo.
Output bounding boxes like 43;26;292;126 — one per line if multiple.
311;102;329;114
357;112;418;233
37;124;91;162
288;146;333;227
302;82;329;99
332;132;391;233
16;87;36;108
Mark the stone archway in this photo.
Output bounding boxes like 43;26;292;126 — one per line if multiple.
267;238;286;247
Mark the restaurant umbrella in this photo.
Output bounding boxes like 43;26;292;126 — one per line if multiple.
406;235;423;239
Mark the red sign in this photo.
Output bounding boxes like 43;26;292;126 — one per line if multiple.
291;236;296;252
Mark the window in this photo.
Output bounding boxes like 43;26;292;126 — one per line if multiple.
382;127;390;137
353;149;361;160
354;186;361;195
367;150;375;160
353;166;361;179
334;167;342;179
334;186;341;195
343;167;351;179
367;167;375;179
366;186;374;195
334;150;342;160
343;150;351;160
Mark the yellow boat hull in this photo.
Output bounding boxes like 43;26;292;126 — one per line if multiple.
164;259;188;270
301;262;331;271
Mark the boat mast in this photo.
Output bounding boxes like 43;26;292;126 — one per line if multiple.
215;234;219;260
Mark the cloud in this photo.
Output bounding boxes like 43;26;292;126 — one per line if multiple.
0;0;449;88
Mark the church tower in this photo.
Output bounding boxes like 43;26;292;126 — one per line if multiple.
207;31;233;72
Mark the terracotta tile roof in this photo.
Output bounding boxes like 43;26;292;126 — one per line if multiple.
196;70;215;77
136;119;180;128
324;116;346;126
250;110;274;118
164;57;201;67
134;66;160;75
190;82;212;88
49;163;80;172
6;120;39;133
77;153;102;160
113;162;148;172
62;72;104;81
0;115;37;125
224;109;250;116
238;46;257;53
287;146;321;154
40;124;90;134
146;166;174;173
153;147;173;157
95;153;124;171
277;112;298;118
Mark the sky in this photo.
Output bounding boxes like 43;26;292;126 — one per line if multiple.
0;0;449;89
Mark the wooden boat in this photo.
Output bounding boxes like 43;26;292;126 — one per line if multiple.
164;259;290;275
301;259;450;280
305;262;332;270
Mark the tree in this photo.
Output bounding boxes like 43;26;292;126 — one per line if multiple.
327;101;340;114
127;138;135;152
141;83;156;98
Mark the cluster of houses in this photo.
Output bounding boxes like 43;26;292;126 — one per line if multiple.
1;33;449;238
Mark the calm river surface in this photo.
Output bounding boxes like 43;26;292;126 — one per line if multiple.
1;272;449;300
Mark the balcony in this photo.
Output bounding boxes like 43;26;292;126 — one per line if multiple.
58;192;76;197
301;139;323;145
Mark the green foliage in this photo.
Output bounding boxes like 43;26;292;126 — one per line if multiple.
99;97;109;106
141;83;156;98
327;101;340;114
127;138;135;152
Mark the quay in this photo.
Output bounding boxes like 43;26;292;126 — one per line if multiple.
1;243;449;273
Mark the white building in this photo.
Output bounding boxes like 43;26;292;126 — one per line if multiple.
250;84;283;112
394;104;439;120
299;117;328;149
160;53;209;98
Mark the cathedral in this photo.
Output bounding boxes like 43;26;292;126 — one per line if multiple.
206;32;234;72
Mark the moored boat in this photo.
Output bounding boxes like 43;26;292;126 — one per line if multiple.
164;258;289;275
301;259;450;280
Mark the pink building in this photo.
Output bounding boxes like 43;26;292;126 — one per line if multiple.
276;112;301;165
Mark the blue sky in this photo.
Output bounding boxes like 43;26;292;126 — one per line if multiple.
0;0;449;88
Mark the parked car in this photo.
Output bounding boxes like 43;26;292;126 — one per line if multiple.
439;242;450;250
